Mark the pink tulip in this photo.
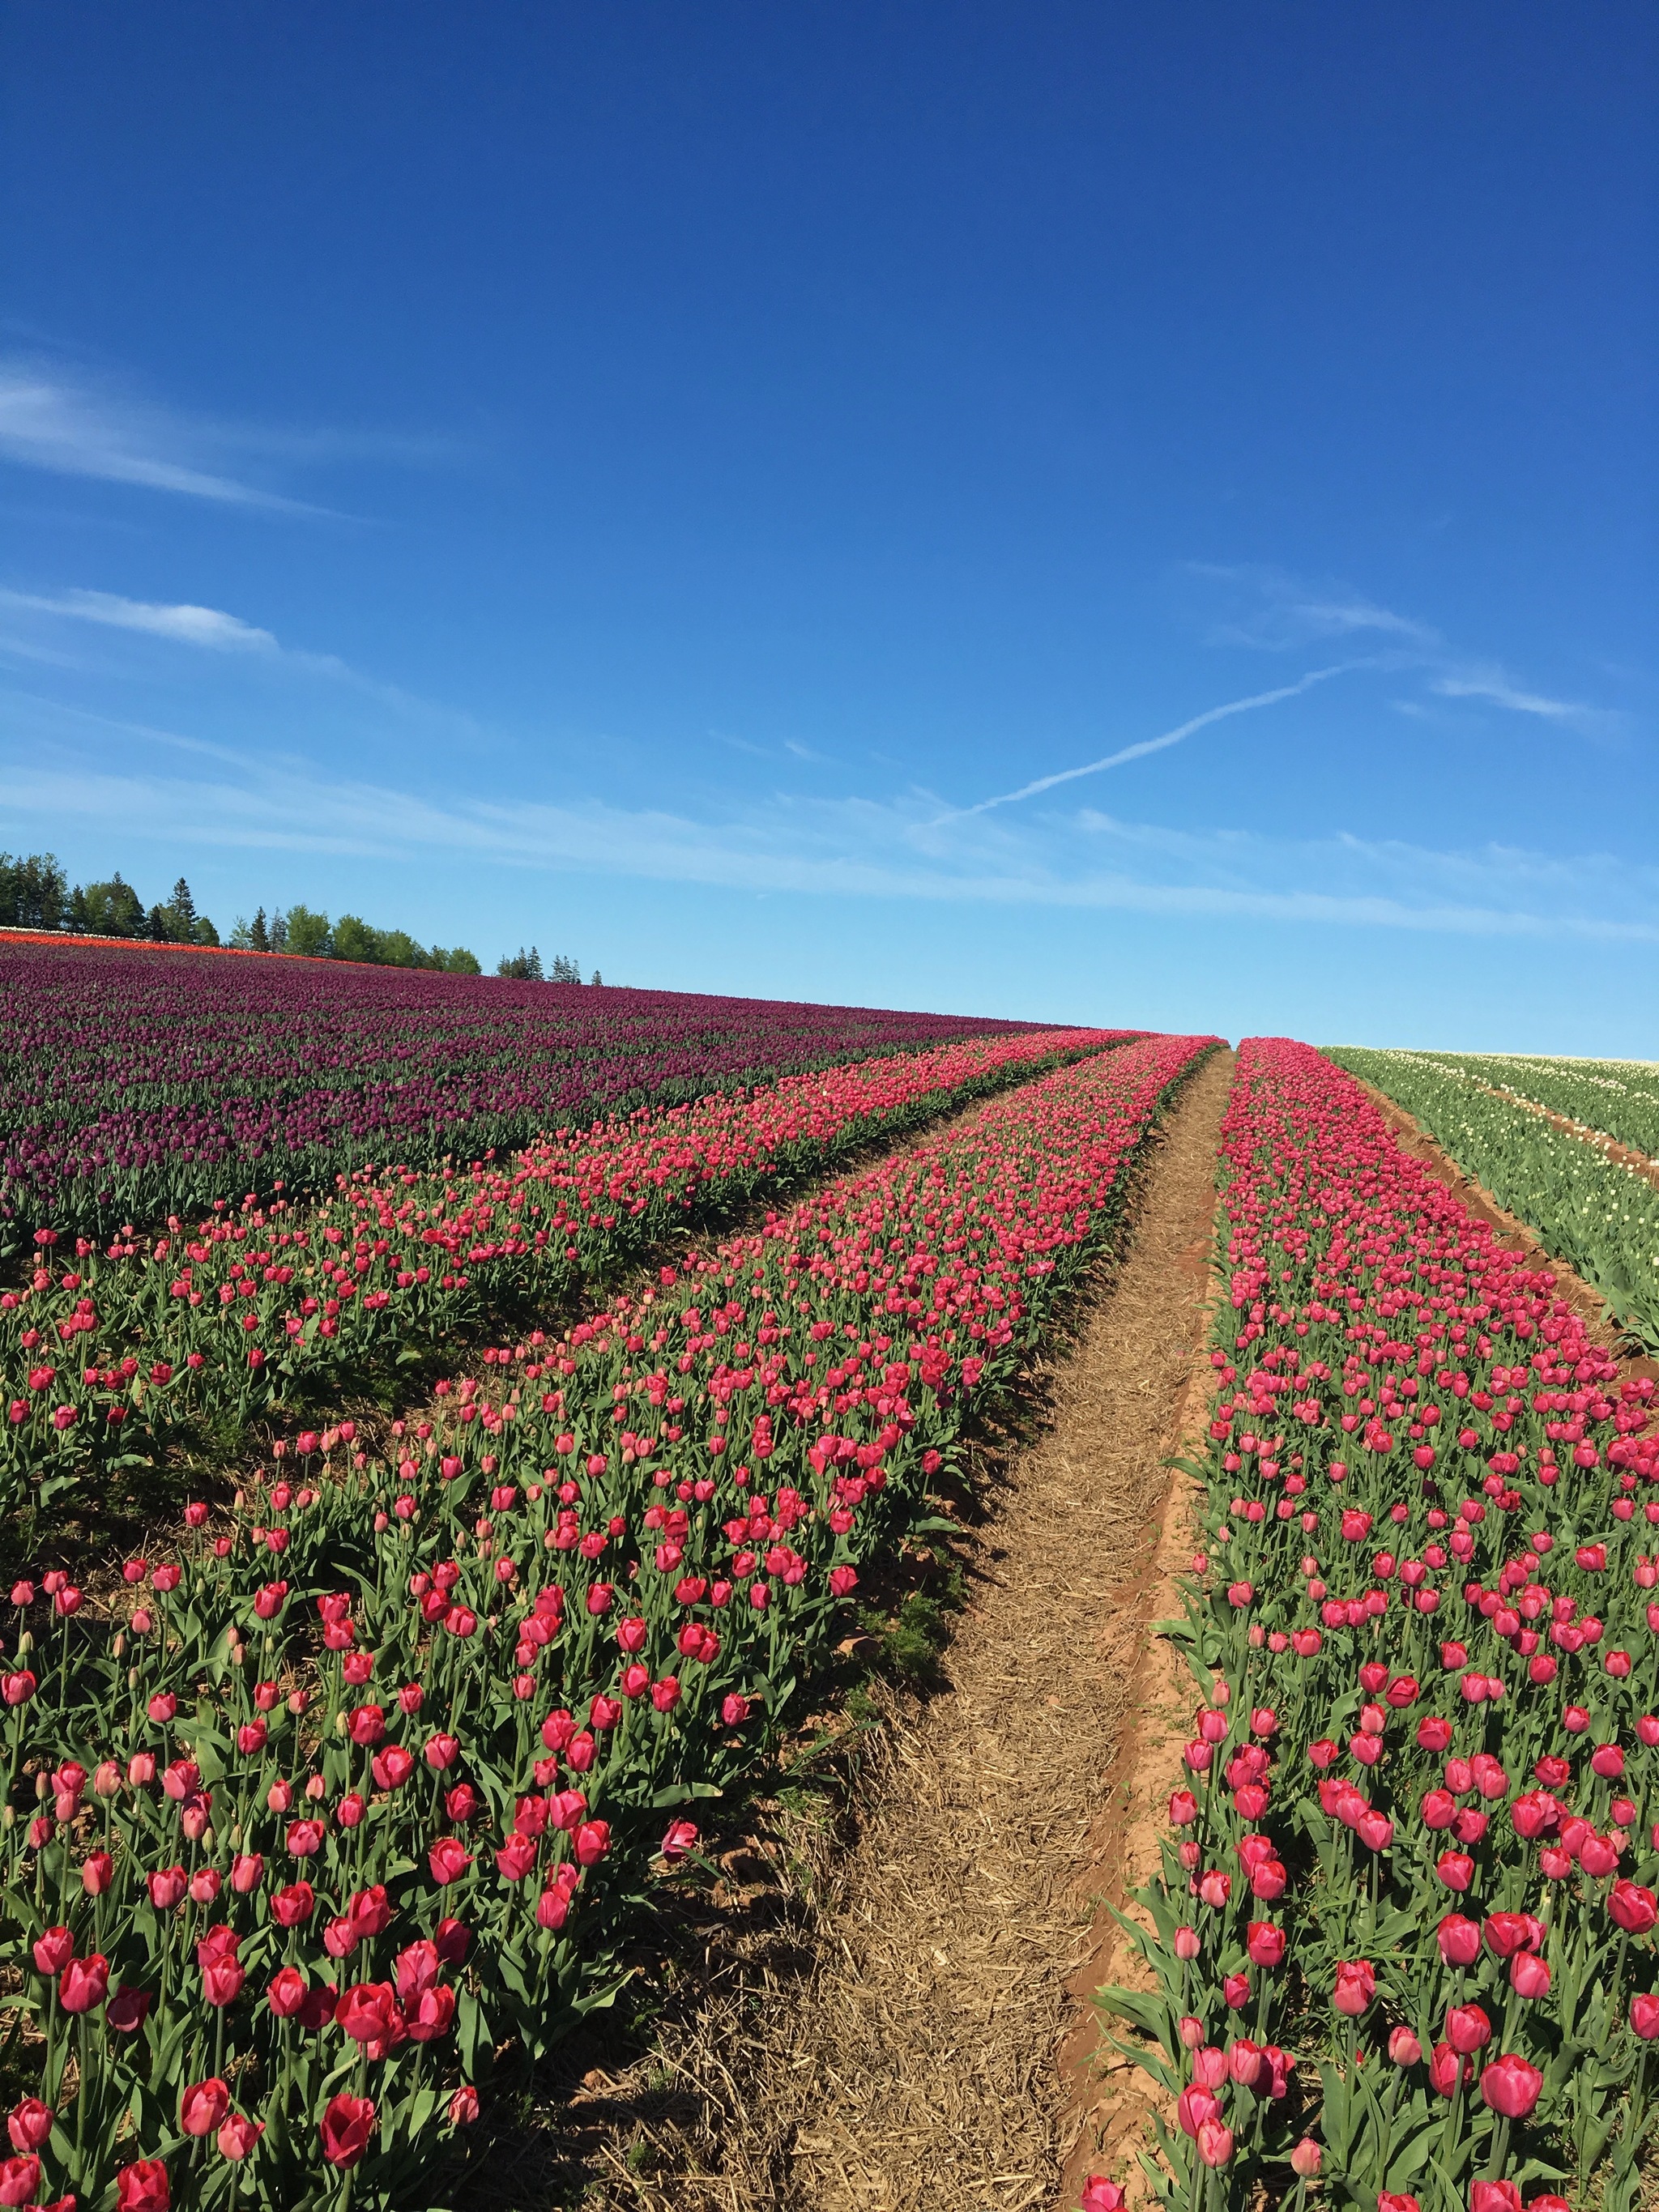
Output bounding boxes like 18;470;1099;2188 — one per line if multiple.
1478;2053;1543;2120
1333;1959;1375;2017
1195;2117;1234;2168
1509;1952;1550;2001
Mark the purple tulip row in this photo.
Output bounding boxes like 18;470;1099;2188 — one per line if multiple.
0;940;1043;1251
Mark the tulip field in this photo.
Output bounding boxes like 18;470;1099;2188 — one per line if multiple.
1101;1042;1659;2212
1328;1049;1659;1353
0;980;1217;2212
1348;1054;1659;1166
4;933;1657;2212
0;937;1051;1257
0;1021;1128;1525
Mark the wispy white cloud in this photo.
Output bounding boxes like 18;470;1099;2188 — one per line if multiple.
1183;560;1618;742
0;363;325;514
0;587;278;653
2;703;1652;946
930;561;1617;831
713;730;834;766
0;586;481;730
1428;667;1612;729
1190;563;1442;652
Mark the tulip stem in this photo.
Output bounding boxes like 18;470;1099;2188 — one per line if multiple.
1441;2071;1464;2171
5;1702;23;1810
44;1980;62;2107
1484;2115;1511;2182
1614;2047;1651;2180
73;2010;88;2177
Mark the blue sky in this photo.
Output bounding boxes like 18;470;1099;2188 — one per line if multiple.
0;3;1654;1047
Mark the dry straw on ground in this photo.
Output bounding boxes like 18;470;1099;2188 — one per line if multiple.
497;1047;1234;2212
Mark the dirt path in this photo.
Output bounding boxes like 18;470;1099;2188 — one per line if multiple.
768;1048;1230;2211
588;1046;1230;2212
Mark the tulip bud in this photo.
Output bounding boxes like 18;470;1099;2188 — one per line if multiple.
1502;1948;1549;2001
1196;2117;1234;2169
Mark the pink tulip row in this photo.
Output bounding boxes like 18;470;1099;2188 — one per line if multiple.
1094;1040;1659;2212
0;1033;1213;2211
0;1025;1128;1519
0;936;1056;1250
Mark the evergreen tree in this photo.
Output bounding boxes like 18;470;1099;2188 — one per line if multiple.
81;874;145;937
497;947;548;980
168;878;197;938
250;908;269;952
0;852;70;931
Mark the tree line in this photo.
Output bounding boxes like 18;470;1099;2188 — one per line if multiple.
496;948;600;983
0;850;611;982
0;851;479;972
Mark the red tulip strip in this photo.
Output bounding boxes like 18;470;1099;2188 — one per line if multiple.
1098;1041;1659;2212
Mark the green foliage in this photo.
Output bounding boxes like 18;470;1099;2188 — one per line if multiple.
1;848;482;974
0;850;70;930
1328;1045;1659;1349
75;872;146;937
862;1592;950;1686
283;902;335;958
1373;1048;1659;1162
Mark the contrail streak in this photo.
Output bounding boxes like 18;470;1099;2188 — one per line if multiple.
936;663;1362;823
